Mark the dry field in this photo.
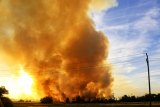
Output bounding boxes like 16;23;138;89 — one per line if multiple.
13;102;160;107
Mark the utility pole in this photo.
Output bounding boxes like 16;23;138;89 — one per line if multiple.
146;53;151;107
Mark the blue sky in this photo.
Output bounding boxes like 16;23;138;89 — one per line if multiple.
91;0;160;97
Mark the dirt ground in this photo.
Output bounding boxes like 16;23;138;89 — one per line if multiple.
13;102;160;107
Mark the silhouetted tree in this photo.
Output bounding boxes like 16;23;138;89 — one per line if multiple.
18;99;24;102
155;93;160;101
120;95;136;102
1;97;14;107
0;86;13;107
0;86;8;97
108;98;116;103
40;96;53;104
131;96;136;102
120;95;129;102
119;94;160;102
75;96;83;103
65;97;70;103
71;96;85;103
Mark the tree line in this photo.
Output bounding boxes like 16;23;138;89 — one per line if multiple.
119;94;160;102
40;93;160;104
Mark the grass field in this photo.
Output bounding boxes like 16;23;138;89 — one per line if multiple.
13;102;160;107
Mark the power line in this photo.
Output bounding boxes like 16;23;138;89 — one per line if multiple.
0;60;152;72
0;60;146;72
108;53;144;60
0;53;158;72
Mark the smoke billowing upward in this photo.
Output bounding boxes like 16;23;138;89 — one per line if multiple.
0;0;115;101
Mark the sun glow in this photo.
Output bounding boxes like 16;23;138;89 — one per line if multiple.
5;67;38;100
17;68;33;95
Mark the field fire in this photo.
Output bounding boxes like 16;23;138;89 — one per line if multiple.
0;0;160;107
0;0;116;102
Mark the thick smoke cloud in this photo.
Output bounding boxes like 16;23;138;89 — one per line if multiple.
0;0;115;101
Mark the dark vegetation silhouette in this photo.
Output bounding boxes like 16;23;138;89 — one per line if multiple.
41;93;160;104
1;97;14;107
64;93;160;103
119;94;160;102
18;99;32;102
40;96;53;104
0;86;13;107
65;95;116;103
65;97;70;103
0;86;8;97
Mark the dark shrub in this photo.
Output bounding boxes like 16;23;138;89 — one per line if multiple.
1;97;14;107
0;86;8;97
40;96;53;104
65;97;70;103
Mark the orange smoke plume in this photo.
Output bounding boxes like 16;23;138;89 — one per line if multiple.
0;0;114;101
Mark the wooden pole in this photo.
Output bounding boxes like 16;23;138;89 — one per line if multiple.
146;53;151;107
